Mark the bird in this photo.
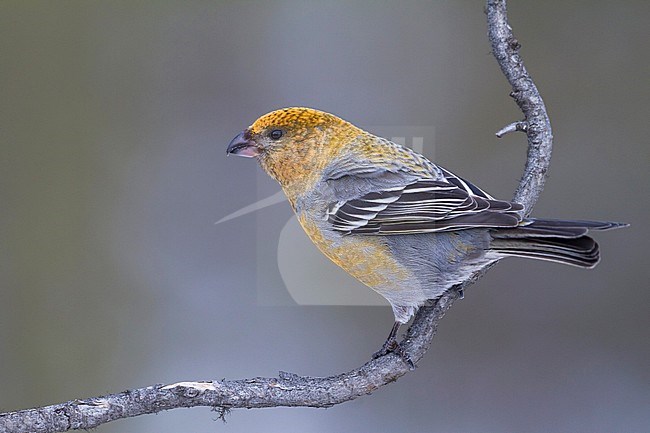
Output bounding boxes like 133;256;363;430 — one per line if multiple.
226;107;626;363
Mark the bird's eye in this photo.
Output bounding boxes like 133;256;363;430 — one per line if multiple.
269;129;283;140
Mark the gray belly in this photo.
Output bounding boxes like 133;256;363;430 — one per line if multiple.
385;229;495;300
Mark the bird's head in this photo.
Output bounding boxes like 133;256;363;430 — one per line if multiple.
227;107;363;190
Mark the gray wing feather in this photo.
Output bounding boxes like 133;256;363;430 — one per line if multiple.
325;170;524;235
323;164;421;203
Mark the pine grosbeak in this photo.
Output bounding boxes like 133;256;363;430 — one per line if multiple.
227;107;625;359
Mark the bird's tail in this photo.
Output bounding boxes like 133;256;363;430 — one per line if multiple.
489;218;628;268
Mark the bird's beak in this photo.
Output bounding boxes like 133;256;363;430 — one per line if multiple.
226;130;260;158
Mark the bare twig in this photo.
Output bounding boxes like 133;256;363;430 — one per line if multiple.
495;120;528;138
0;1;553;432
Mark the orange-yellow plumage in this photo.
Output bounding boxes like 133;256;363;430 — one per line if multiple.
248;108;437;199
297;214;413;290
249;107;351;136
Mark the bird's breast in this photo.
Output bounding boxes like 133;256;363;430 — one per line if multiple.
296;214;415;291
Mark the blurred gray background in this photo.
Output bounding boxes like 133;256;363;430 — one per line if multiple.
1;1;648;432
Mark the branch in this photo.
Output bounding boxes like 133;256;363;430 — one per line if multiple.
495;120;527;138
487;0;553;213
0;1;552;432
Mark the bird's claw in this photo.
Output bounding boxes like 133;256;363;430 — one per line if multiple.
372;338;415;370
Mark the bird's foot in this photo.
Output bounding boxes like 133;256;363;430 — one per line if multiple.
372;337;415;370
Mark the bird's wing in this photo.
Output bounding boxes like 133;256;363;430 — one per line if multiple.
322;162;422;202
325;168;524;235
